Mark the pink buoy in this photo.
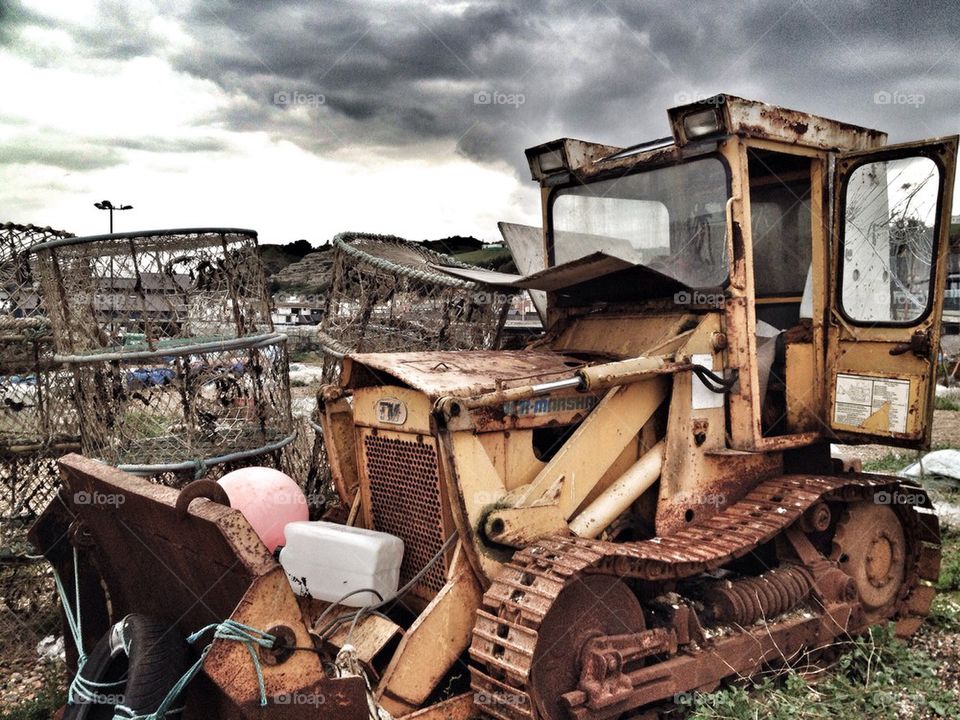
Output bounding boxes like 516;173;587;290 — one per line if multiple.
217;467;308;553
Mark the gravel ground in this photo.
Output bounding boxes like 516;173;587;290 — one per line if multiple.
0;660;61;707
0;628;63;706
910;620;960;706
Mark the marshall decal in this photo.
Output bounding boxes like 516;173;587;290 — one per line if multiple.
376;397;408;425
502;394;599;417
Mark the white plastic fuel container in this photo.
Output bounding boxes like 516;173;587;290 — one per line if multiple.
279;521;404;607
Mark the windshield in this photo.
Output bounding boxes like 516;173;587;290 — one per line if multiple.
549;157;730;288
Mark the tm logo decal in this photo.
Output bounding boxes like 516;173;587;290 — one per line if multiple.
376;398;407;425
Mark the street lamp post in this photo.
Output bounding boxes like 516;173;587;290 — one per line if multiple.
93;200;133;233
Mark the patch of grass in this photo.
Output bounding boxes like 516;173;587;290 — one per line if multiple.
863;450;916;474
289;378;310;388
682;625;960;719
123;410;175;439
290;350;324;364
0;661;67;720
927;592;960;632
935;395;960;411
936;527;960;592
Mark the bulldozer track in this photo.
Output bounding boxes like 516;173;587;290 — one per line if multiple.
469;473;941;720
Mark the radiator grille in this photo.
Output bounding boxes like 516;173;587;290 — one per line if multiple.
363;433;448;596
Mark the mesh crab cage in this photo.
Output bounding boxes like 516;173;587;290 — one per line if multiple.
0;223;79;520
308;232;517;510
317;231;515;376
0;222;79;658
29;228;293;480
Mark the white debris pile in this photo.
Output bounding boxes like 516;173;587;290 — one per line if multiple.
936;383;960;399
35;635;64;662
900;449;960;481
289;362;325;386
899;448;960;530
291;395;318;420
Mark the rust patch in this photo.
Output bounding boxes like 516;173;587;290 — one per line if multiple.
345;350;584;398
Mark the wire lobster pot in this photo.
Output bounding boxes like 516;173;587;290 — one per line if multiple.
29;228;292;478
30;228;272;356
67;333;293;475
310;232;517;513
318;232;515;379
0;223;80;660
0;223;79;460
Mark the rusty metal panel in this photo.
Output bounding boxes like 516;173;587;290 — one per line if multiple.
53;454;272;635
401;692;475;720
343;350;584;398
825;136;958;448
377;569;483;715
667;95;888;151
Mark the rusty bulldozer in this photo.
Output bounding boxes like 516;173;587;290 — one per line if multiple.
33;94;957;719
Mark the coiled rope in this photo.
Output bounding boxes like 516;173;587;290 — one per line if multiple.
53;547;276;719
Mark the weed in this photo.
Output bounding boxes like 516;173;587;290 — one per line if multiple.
937;528;960;592
935;395;960;411
863;450;915;474
927;592;960;632
683;625;960;719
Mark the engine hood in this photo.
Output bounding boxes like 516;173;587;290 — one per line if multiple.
341;350;586;399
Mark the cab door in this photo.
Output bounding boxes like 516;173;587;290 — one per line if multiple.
826;136;957;447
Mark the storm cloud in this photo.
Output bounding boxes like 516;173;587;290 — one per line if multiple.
172;1;960;168
1;0;958;239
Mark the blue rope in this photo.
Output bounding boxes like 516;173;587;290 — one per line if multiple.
112;620;276;720
52;547;117;705
52;550;276;719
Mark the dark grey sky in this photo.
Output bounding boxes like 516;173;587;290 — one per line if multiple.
1;0;958;241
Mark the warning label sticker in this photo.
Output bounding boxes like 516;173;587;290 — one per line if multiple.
834;373;911;433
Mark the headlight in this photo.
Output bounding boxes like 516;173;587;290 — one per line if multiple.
682;107;723;141
527;145;568;180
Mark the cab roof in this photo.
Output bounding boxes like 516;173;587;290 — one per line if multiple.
525;94;888;182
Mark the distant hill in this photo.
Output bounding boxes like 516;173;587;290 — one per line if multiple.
421;236;483;255
271;244;335;294
259;239;314;277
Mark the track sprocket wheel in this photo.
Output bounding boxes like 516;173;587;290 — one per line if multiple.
529;575;645;720
831;500;907;623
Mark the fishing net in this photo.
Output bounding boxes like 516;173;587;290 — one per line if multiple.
317;232;515;381
30;228;272;356
29;229;292;477
0;223;78;457
0;223;78;676
67;334;293;473
309;232;517;512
